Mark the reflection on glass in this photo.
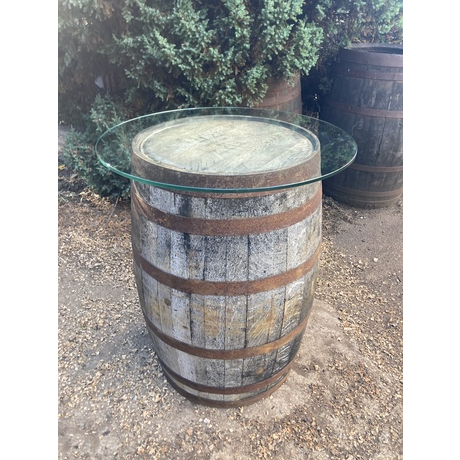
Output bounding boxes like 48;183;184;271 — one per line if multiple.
95;107;357;193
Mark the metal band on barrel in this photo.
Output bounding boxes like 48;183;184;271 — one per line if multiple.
334;67;403;81
133;243;321;296
324;99;403;119
348;163;403;173
325;182;403;199
339;45;403;67
158;356;294;395
132;185;322;236
162;368;290;408
143;308;311;360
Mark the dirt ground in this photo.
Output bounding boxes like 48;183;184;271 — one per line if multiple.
58;126;403;459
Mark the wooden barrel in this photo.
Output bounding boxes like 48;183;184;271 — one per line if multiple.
321;43;403;208
254;73;303;113
130;115;322;407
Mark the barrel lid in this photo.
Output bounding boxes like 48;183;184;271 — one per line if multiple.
131;115;320;190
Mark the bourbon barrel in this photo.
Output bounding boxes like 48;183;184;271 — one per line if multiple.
254;73;303;113
130;114;322;407
321;44;403;208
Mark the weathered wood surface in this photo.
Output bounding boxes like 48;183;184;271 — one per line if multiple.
321;44;403;208
135;117;314;173
131;116;320;190
131;180;322;406
130;116;322;406
253;73;303;114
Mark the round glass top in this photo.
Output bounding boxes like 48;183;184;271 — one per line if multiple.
95;107;357;193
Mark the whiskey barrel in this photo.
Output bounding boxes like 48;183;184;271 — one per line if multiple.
254;73;303;113
130;115;322;407
321;44;403;208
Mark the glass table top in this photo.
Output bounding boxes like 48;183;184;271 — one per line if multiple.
95;107;357;193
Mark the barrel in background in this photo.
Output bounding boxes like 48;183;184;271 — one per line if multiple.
254;73;303;114
321;43;403;208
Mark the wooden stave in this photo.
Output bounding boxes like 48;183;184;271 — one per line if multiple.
131;180;322;406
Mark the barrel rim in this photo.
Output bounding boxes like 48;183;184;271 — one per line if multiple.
131;115;321;190
340;43;403;66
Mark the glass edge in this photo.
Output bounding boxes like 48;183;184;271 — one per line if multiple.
94;108;358;194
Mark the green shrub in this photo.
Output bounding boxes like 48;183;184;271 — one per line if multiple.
109;0;323;109
58;0;130;126
61;95;133;199
301;0;403;112
58;0;402;197
59;0;323;121
59;0;323;197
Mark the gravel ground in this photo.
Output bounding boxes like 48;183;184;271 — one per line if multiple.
58;128;403;459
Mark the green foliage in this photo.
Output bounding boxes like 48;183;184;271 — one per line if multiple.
58;0;131;125
59;0;323;196
61;95;132;199
108;0;323;109
58;0;402;196
59;0;323;123
301;0;403;111
305;0;402;55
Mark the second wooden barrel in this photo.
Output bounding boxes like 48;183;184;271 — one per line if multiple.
321;43;403;208
130;114;322;407
254;73;303;114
